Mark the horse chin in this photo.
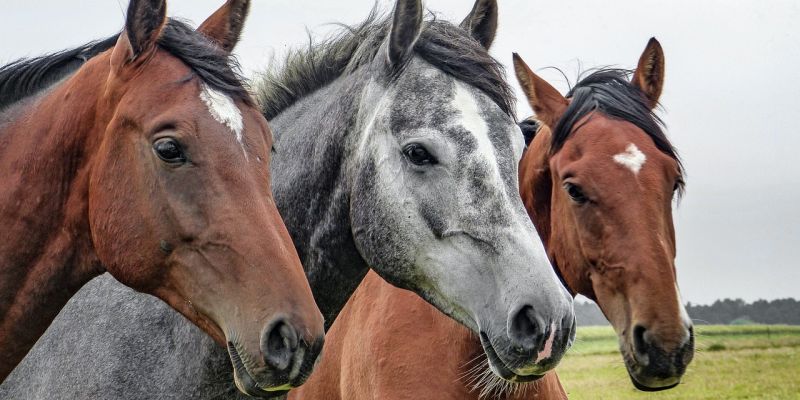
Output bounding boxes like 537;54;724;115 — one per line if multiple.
629;373;681;392
479;332;546;383
628;370;681;392
621;348;682;392
228;341;292;398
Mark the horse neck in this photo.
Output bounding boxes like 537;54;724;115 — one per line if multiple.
520;131;580;297
268;70;373;329
0;58;108;379
520;129;556;252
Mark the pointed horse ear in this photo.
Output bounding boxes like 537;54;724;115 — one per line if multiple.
111;0;167;71
387;0;423;68
198;0;251;54
519;117;540;147
460;0;498;49
512;53;568;130
632;37;665;109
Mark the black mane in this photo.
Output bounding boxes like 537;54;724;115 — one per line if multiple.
552;68;684;192
256;10;514;120
0;19;250;112
0;36;117;111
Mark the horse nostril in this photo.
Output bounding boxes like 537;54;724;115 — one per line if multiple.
509;305;544;351
262;319;299;371
633;324;649;355
678;325;696;369
563;314;577;346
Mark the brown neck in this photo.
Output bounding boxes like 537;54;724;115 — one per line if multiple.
520;133;576;297
0;60;108;380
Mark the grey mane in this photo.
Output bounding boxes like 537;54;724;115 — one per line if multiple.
255;10;514;120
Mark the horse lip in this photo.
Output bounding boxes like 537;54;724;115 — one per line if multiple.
622;349;682;392
628;372;681;392
228;341;292;398
288;338;325;387
479;332;545;383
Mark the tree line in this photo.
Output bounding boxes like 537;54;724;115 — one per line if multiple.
574;298;800;326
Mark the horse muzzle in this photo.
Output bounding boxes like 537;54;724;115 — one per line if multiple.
624;324;694;391
227;320;325;398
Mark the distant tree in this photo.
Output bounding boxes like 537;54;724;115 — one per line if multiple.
729;317;755;325
572;298;800;326
686;298;800;325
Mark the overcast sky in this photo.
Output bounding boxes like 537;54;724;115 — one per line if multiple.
2;0;798;305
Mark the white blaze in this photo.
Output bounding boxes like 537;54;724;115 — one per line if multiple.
613;143;647;174
452;82;499;179
199;83;244;146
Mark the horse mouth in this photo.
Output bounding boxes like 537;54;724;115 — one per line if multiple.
479;332;544;383
227;342;292;398
620;345;683;392
629;373;680;392
624;359;682;392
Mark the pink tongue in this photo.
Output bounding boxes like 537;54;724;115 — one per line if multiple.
534;323;557;364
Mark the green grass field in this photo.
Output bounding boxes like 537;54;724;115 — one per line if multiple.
557;325;800;399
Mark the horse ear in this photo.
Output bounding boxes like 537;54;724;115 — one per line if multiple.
387;0;423;67
512;53;568;129
460;0;498;49
519;117;540;147
198;0;250;54
631;37;665;109
123;0;167;61
112;0;166;71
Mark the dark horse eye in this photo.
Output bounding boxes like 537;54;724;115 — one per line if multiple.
153;138;186;164
564;182;588;204
403;143;437;166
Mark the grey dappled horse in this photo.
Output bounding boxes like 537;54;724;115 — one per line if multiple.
1;0;575;398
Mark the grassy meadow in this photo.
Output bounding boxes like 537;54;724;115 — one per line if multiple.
557;325;800;399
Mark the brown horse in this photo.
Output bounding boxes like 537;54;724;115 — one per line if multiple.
0;0;324;395
291;38;693;399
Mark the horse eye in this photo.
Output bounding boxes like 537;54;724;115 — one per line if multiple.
153;138;186;164
403;143;437;166
564;182;588;204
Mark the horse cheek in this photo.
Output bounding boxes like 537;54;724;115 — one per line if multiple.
88;139;163;290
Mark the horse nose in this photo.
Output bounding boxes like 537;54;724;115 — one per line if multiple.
632;323;694;375
261;318;325;385
261;319;299;371
632;324;649;360
508;305;547;352
564;312;577;347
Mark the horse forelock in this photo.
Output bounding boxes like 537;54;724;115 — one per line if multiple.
157;19;252;105
552;68;685;196
255;9;514;121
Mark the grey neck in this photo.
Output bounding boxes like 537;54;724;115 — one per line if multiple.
267;68;374;328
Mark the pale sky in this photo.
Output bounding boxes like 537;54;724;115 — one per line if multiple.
2;0;798;305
